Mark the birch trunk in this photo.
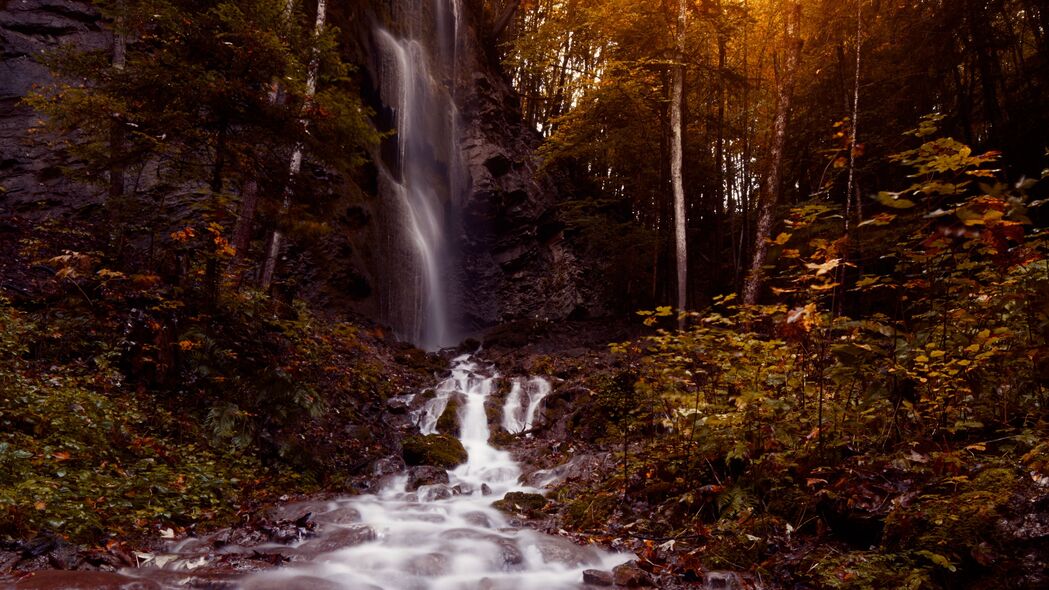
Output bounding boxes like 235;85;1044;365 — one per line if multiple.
260;0;327;290
743;1;803;306
671;0;688;327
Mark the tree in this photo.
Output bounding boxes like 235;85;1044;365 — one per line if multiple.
28;0;374;298
671;0;688;323
743;0;803;305
260;0;328;290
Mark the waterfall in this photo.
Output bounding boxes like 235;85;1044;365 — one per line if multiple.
502;377;552;436
374;0;468;351
233;356;630;589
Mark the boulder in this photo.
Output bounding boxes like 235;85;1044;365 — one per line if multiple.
492;491;547;516
582;569;614;586
401;434;468;468
406;465;450;491
612;561;656;587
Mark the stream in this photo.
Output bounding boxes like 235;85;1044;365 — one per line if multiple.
14;356;629;589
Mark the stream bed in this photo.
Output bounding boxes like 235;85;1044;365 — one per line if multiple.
13;356;630;589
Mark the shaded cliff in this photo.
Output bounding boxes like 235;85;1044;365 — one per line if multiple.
0;0;591;343
0;0;106;213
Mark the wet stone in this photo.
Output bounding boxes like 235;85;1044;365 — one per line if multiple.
418;484;454;501
534;535;603;567
405;552;450;576
294;525;377;557
583;569;614;586
612;561;656;587
703;571;746;589
406;465;450;491
15;571;162;589
463;511;493;528
240;575;349;590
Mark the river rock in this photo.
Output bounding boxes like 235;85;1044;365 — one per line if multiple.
492;491;547;516
439;528;524;569
702;571;746;589
418;483;454;501
532;535;602;568
14;570;161;589
405;552;450;576
462;511;493;528
406;465;450;491
612;561;656;587
582;569;614;586
402;434;468;468
240;575;357;590
293;525;377;558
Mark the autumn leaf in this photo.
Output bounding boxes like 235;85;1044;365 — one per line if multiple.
805;258;842;276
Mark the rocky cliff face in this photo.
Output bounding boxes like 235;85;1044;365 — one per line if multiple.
455;47;584;330
0;0;106;214
1;0;588;341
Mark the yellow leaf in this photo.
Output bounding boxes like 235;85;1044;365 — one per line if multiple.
804;258;842;276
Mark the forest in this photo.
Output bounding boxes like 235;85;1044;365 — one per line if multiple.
1;0;1048;588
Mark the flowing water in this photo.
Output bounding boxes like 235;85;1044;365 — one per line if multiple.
231;355;629;589
502;377;552;436
11;357;629;589
374;0;468;351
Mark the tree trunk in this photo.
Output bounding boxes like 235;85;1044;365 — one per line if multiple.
845;0;862;231
232;180;259;258
205;122;228;307
109;6;126;204
260;0;328;290
743;1;803;306
671;0;688;327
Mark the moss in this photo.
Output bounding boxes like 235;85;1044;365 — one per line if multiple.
564;493;618;529
882;465;1019;575
436;396;461;436
799;549;933;590
401;434;468;468
493;492;548;516
489;429;514;448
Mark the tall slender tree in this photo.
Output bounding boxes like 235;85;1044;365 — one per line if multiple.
743;0;803;305
260;0;328;289
671;0;688;325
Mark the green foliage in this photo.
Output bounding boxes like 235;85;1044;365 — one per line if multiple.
555;126;1049;584
0;299;283;542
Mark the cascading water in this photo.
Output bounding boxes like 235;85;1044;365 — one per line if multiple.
502;377;552;436
374;0;468;350
231;356;629;589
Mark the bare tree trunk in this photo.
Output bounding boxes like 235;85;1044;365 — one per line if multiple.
232;180;259;257
845;0;862;231
671;0;688;327
743;1;803;306
109;6;126;203
260;0;327;290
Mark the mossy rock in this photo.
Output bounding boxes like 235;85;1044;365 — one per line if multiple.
436;396;462;436
489;429;514;449
402;434;468;468
493;491;548;516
